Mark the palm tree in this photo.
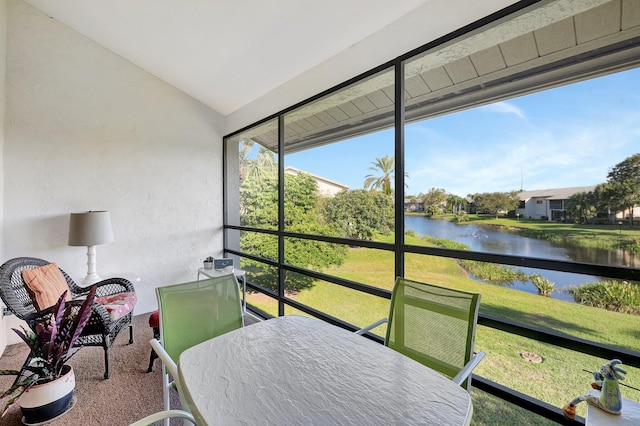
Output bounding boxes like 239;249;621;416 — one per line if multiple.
447;194;466;214
364;156;394;195
240;141;276;187
238;139;255;183
364;155;407;196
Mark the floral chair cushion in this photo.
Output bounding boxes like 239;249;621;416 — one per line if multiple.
95;291;137;321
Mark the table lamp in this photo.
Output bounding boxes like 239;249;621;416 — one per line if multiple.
68;211;114;285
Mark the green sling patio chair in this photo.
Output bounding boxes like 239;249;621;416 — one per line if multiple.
154;275;245;425
356;277;485;390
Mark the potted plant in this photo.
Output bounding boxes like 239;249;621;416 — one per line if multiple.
203;256;214;270
0;285;97;423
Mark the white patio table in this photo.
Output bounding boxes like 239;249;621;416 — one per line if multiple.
178;315;473;425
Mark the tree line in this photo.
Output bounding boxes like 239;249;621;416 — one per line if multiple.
407;187;521;220
565;153;640;225
407;153;640;223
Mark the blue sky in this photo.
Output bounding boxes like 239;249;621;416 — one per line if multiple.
285;67;640;197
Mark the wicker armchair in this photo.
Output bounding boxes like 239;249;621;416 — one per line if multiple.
0;257;136;379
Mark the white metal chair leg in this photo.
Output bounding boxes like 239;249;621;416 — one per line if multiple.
150;338;180;426
162;363;171;426
129;409;196;426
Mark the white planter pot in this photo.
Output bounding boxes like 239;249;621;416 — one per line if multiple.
20;365;75;425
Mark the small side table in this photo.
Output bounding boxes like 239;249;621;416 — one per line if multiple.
197;267;247;312
586;389;640;425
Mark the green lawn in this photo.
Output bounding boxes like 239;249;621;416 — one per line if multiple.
245;231;640;424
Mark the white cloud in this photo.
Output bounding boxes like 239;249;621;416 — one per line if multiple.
405;111;640;196
480;101;526;120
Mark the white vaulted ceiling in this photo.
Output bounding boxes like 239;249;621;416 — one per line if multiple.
21;0;520;119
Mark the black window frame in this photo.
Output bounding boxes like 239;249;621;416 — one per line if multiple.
223;1;640;423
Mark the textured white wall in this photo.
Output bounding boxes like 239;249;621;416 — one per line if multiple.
0;0;6;352
1;0;224;346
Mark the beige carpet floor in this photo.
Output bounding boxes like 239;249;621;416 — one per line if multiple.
0;313;181;425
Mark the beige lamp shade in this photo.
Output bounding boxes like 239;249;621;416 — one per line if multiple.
69;211;114;285
68;211;114;246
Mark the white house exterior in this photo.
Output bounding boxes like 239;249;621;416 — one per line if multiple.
517;185;597;221
615;206;640;221
284;167;349;197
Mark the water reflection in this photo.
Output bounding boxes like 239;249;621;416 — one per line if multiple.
405;216;639;301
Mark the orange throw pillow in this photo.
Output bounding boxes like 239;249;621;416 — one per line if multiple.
22;263;72;311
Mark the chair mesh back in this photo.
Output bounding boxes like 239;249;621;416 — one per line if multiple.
157;275;244;363
386;278;480;379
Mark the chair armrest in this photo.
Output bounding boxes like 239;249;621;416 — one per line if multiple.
73;277;135;298
150;338;178;378
26;299;111;329
452;351;485;386
128;410;195;426
76;300;112;327
88;302;113;325
354;318;388;335
23;306;58;324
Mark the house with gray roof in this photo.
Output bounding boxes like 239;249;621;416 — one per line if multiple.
516;185;597;221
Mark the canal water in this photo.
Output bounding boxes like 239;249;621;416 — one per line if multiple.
404;216;640;302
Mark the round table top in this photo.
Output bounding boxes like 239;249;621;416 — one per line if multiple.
179;315;473;426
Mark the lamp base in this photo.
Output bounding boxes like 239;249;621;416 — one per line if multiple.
80;273;101;286
81;245;101;286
